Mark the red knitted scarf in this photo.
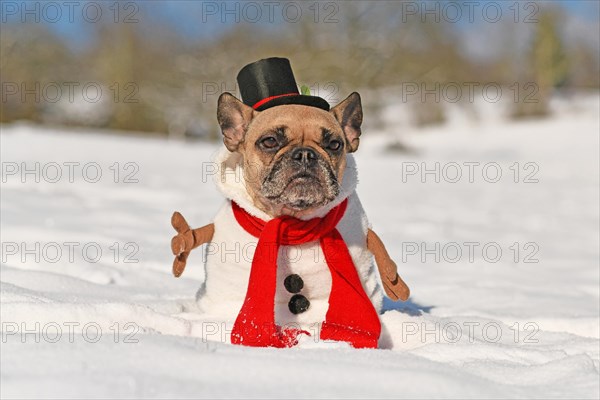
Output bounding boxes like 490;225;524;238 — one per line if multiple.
230;198;381;349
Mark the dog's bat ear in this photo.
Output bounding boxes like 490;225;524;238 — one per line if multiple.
217;92;257;152
330;92;363;153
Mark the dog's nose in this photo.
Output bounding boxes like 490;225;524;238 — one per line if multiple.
291;147;317;165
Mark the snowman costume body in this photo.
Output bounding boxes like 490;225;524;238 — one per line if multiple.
197;147;384;338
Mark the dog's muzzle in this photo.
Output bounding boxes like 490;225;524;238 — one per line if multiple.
261;147;340;210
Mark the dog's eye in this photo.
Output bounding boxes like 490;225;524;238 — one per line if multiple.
328;140;343;151
260;136;278;149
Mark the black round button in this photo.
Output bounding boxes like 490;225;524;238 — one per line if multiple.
288;294;310;314
284;274;304;294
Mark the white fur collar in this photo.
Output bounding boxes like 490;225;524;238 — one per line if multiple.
212;146;358;221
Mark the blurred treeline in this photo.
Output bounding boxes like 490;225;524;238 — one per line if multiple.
1;1;598;137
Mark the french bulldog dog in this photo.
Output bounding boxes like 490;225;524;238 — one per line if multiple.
170;58;409;348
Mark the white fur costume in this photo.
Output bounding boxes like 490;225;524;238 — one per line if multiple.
197;147;384;335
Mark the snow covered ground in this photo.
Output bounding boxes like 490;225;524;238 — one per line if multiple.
1;94;599;399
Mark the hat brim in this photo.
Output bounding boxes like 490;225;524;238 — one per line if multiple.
253;95;330;112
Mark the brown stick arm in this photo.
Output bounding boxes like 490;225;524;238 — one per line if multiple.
367;228;410;301
170;211;214;277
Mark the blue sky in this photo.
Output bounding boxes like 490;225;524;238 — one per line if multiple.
3;0;599;51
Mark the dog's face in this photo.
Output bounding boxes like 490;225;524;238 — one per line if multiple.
217;92;362;217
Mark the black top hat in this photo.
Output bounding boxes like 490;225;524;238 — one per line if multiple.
236;57;330;112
